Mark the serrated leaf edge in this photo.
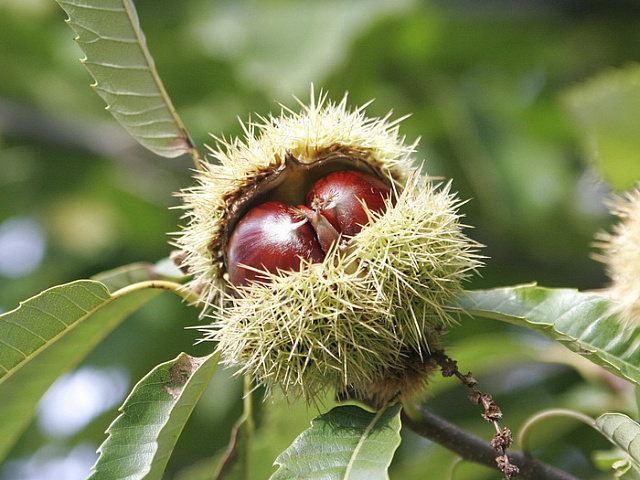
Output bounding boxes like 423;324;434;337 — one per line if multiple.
461;285;640;388
55;0;197;160
0;280;111;384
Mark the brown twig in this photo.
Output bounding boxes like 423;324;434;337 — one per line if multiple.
431;349;519;478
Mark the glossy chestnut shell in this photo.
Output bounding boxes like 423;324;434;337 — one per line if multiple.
226;201;325;287
226;170;392;287
306;170;391;237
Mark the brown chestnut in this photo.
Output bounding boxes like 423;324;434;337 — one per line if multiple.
306;170;392;237
226;201;325;287
226;170;392;287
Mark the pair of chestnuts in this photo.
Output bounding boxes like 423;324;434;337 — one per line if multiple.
226;170;392;287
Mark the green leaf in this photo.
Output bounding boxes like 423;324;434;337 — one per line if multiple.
89;352;220;480
55;0;194;159
459;284;640;388
595;413;640;471
271;404;402;480
0;280;160;461
563;64;640;191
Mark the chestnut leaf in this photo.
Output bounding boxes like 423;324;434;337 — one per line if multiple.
0;280;160;462
459;284;640;388
271;404;402;480
55;0;196;160
89;352;220;480
595;413;640;472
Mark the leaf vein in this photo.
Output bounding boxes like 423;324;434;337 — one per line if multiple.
93;86;162;97
83;61;151;71
58;2;124;13
0;338;28;359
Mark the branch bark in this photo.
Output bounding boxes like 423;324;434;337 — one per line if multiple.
401;405;581;480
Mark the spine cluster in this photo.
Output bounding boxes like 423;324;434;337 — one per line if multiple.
176;92;483;405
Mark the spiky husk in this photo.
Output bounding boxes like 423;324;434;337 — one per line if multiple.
200;173;482;405
595;185;640;328
176;93;415;309
176;92;483;405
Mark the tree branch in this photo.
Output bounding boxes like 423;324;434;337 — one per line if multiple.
401;405;581;480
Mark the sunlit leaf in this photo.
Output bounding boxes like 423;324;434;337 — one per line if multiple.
89;352;220;480
564;64;640;191
271;404;402;480
459;284;640;388
595;413;640;472
55;0;195;159
0;280;160;461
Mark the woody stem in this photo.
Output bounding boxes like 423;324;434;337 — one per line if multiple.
430;349;519;479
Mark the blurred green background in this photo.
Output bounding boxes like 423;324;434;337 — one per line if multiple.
1;0;639;479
